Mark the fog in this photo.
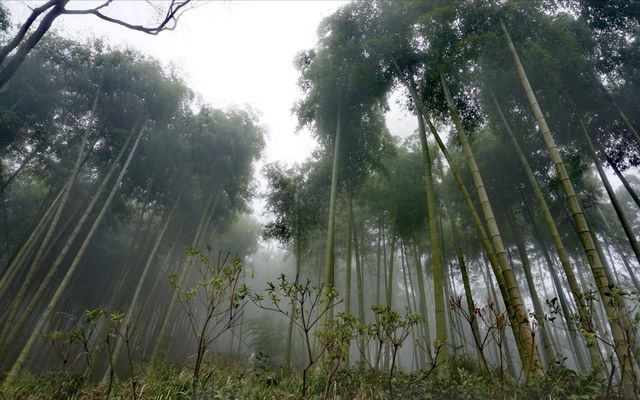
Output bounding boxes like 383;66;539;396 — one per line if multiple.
1;1;640;398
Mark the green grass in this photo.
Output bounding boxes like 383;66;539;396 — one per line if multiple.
1;356;609;400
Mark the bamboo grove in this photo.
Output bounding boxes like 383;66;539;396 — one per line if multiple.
1;0;640;398
0;31;265;387
278;0;640;395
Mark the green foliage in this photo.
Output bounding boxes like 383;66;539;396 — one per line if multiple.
172;246;249;399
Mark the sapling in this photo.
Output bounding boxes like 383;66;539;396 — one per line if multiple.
450;295;492;375
317;312;357;399
43;308;105;398
106;311;138;400
44;328;75;399
251;274;341;399
74;308;104;377
477;300;511;384
171;246;248;400
368;305;421;399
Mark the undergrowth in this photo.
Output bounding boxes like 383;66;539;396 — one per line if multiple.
1;356;608;400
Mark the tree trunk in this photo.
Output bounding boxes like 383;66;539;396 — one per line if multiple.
0;143;43;192
412;236;433;364
507;210;557;369
393;64;510;332
152;190;220;362
108;196;179;378
525;207;590;372
482;257;517;377
593;75;640;146
450;212;486;369
376;223;382;306
400;239;422;370
21;89;97;302
580;120;640;266
285;228;302;370
491;93;600;371
0;185;64;299
0;182;50;265
386;234;396;310
384;233;396;371
3;120;146;387
502;20;635;388
0;122;139;352
404;239;425;368
441;74;541;378
606;155;640;210
345;190;353;317
323;102;342;322
354;221;366;368
405;74;448;368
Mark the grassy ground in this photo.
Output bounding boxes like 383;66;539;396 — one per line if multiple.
1;357;610;400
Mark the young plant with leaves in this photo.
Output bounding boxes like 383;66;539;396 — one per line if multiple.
171;246;248;400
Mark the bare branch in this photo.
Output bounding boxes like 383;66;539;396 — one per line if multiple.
62;0;193;35
0;0;59;65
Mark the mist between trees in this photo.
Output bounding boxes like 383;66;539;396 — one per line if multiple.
1;0;640;399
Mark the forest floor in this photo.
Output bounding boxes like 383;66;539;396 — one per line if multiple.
2;356;614;400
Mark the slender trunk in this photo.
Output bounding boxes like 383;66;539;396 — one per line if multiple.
285;230;302;370
581;120;640;266
386;234;396;310
404;240;425;369
450;212;485;369
615;244;640;290
441;74;541;378
593;75;640;146
400;240;421;370
606;155;640;210
508;210;556;369
110;205;159;310
0;183;51;265
345;190;353;316
384;233;396;371
23;90;97;300
152;190;220;362
525;207;590;372
382;228;388;306
0;166;9;253
0;123;139;352
494;94;601;371
393;64;510;333
3;121;146;387
108;196;179;378
412;236;433;364
323;102;341;322
0;185;64;299
405;74;448;368
502;20;635;388
138;225;182;326
0;143;42;192
400;241;412;314
376;223;381;306
482;258;516;377
354;222;366;368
